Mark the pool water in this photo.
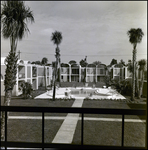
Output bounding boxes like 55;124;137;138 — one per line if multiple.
71;89;95;95
69;88;114;98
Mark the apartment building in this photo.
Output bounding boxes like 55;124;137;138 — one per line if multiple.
1;57;52;96
1;57;146;97
60;63;107;83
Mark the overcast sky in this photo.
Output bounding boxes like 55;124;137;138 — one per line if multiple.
1;1;147;65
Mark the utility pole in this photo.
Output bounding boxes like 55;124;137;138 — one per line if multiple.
18;50;21;59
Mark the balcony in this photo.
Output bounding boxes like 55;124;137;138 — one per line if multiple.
1;106;147;149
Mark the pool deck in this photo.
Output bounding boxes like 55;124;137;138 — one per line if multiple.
34;87;126;100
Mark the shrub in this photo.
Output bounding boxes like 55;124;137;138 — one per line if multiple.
112;79;132;96
104;75;112;87
20;81;33;99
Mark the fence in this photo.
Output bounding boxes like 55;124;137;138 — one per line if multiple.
1;106;147;149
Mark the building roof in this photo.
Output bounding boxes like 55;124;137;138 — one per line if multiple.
1;57;32;66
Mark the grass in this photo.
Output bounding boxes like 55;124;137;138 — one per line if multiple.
8;99;74;117
7;119;42;143
71;98;146;147
7;118;64;144
72;120;146;147
1;86;147;148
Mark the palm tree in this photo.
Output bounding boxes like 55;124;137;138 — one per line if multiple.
127;28;144;100
1;1;34;140
41;57;48;89
138;59;147;99
51;31;62;100
127;61;139;98
93;61;101;66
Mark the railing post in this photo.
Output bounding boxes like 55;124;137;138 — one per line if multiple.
5;111;7;150
121;115;124;147
146;109;147;149
42;112;44;150
81;113;84;146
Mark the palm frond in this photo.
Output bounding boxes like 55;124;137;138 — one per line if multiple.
51;31;63;46
127;28;144;45
138;59;147;71
1;1;34;40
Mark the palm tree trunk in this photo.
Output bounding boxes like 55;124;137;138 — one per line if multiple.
131;48;136;101
53;62;57;101
10;36;17;53
59;66;61;87
1;90;12;141
135;69;140;98
53;79;56;100
139;70;144;99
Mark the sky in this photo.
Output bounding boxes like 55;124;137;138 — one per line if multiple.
1;1;147;65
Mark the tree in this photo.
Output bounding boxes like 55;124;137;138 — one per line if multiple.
51;31;62;100
31;61;36;64
92;61;101;66
1;1;34;141
118;59;125;67
69;60;77;65
1;51;18;141
127;28;144;100
41;57;48;89
110;59;117;66
35;61;41;65
31;61;41;65
79;56;88;82
1;1;34;53
138;59;147;98
114;59;125;68
20;81;33;99
127;60;139;98
79;56;88;67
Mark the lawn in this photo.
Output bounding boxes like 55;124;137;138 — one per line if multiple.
72;120;146;147
1;87;147;148
7;118;64;144
71;99;146;147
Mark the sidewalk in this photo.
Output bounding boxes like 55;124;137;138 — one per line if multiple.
52;98;84;143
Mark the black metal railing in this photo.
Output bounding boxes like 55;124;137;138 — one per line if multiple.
1;106;147;149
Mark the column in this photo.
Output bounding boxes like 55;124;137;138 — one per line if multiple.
96;66;97;82
36;66;38;89
30;65;32;84
85;67;87;82
79;65;81;82
69;65;71;82
25;64;27;82
16;67;19;96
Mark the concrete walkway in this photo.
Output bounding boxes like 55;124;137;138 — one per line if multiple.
52;98;84;143
8;116;146;123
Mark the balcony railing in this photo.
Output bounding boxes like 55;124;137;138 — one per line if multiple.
1;106;147;150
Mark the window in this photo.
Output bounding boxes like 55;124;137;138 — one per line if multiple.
100;69;104;74
114;68;120;75
72;68;79;74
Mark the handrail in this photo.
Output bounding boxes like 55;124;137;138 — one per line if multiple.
1;106;147;150
1;106;146;115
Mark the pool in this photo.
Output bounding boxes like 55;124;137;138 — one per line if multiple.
35;87;126;100
70;88;106;97
69;87;125;99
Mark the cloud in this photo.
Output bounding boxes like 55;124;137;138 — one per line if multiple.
40;28;55;36
1;1;147;65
